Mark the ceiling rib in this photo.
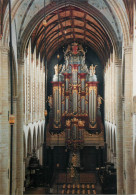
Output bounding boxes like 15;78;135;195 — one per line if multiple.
30;5;113;64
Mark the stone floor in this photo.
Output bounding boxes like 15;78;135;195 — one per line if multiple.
24;182;102;194
24;187;48;194
24;172;102;194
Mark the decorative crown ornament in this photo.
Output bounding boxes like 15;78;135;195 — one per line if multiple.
66;119;71;127
78;120;85;127
71;118;78;123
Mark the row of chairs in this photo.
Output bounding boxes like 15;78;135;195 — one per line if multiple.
61;189;96;194
61;183;96;194
62;183;95;189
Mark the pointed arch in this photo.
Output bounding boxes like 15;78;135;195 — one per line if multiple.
41;124;44;144
37;126;41;149
33;127;36;150
27;129;32;155
23;132;26;158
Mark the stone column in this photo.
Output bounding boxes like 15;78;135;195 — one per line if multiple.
115;58;123;194
39;145;43;165
16;58;24;195
122;97;126;192
0;44;10;195
12;97;17;194
134;165;136;193
124;46;134;194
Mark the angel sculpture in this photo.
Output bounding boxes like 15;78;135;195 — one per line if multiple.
90;64;97;76
48;96;53;108
97;95;104;108
66;119;71;127
54;64;62;75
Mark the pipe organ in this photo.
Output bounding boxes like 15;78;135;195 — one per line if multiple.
48;43;104;150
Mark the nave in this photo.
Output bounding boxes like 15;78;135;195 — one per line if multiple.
0;0;136;195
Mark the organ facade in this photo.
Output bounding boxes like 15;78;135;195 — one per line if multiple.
47;43;104;149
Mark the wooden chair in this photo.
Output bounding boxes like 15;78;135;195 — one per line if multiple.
87;184;90;189
73;184;75;188
67;184;71;189
92;184;95;189
77;184;80;189
72;189;75;194
62;189;65;194
87;190;91;194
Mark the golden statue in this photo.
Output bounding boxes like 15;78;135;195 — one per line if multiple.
78;120;85;127
70;166;75;178
48;96;53;108
71;118;78;122
66;119;71;127
90;64;97;76
71;153;77;167
97;95;104;108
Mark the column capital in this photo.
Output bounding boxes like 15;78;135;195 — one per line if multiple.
13;96;18;102
124;46;133;54
17;57;24;66
114;58;122;67
0;34;3;40
122;97;125;102
0;45;9;54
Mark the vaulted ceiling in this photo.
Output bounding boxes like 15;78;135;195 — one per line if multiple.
0;0;135;64
31;5;112;62
0;0;8;38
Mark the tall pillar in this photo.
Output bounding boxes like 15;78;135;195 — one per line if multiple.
124;46;134;194
16;58;24;195
0;44;10;195
115;58;123;194
12;97;17;194
39;145;43;165
107;145;111;162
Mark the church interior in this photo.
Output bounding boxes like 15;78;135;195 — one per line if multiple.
0;0;136;194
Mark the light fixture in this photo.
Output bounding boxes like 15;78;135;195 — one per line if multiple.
44;110;47;117
43;19;47;26
56;163;60;168
57;54;60;59
64;0;67;35
9;115;15;125
43;0;47;26
57;110;60;114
